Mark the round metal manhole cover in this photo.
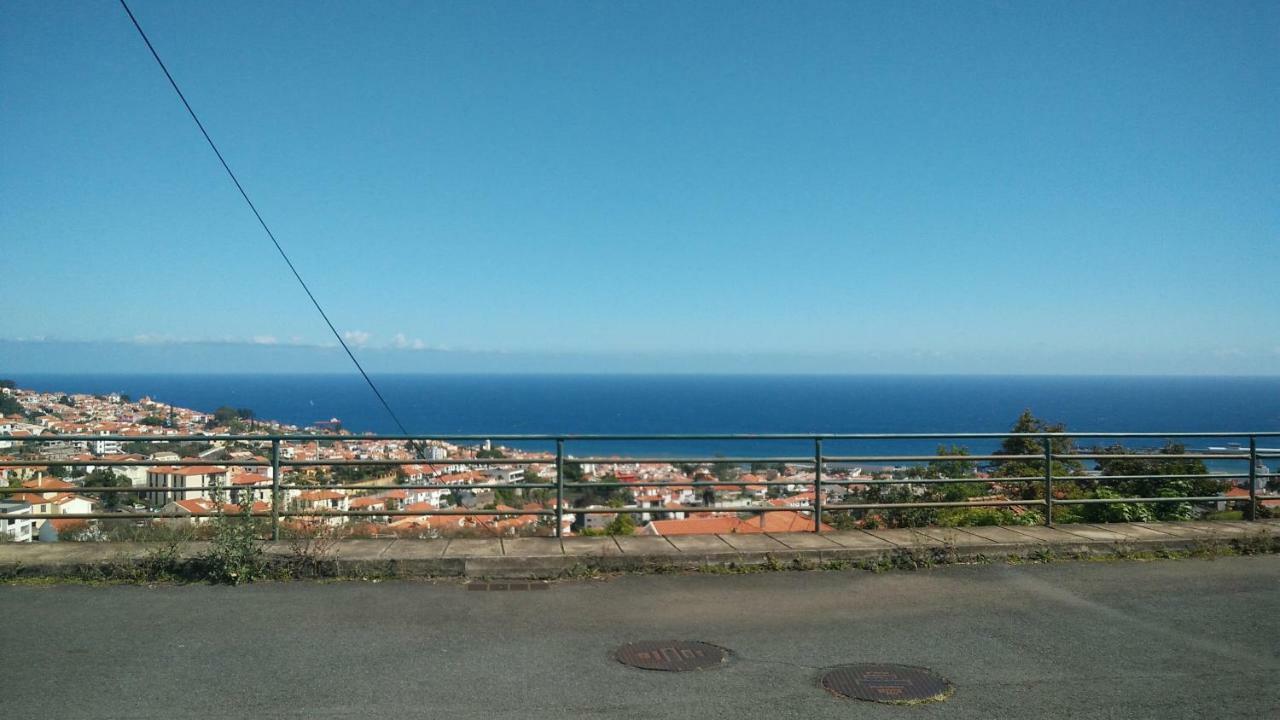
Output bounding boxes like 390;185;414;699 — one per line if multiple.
614;640;730;672
820;664;954;704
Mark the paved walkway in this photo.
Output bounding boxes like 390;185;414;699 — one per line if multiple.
2;519;1275;578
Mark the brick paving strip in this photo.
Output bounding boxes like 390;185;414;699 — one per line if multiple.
0;519;1275;580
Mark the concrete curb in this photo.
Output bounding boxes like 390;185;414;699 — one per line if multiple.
1;520;1276;580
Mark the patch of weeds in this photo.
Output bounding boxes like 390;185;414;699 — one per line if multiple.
283;524;341;578
1188;538;1236;559
861;555;895;573
1030;547;1057;564
198;507;267;585
138;534;193;581
935;543;959;565
1005;553;1025;565
1232;532;1279;556
889;548;934;570
1110;543;1140;560
821;559;852;571
0;560;27;582
561;562;601;579
790;557;819;571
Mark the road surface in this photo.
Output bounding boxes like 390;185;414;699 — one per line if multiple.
2;556;1277;718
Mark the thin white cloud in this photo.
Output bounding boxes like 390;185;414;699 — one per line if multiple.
251;335;278;345
343;330;372;347
391;332;429;351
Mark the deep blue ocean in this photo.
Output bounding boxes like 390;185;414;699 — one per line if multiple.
11;374;1280;461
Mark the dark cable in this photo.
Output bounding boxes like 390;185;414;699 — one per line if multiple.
117;0;422;455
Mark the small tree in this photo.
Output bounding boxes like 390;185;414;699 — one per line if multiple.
604;513;636;535
991;410;1082;478
85;468;132;509
0;394;22;416
211;406;240;427
1089;442;1214;521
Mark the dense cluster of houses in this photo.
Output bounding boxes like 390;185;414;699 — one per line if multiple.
0;384;855;542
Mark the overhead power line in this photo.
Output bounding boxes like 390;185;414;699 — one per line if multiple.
117;0;421;450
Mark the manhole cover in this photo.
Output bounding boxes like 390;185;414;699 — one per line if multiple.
614;641;730;671
820;664;953;704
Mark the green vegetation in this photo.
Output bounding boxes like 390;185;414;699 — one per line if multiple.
0;393;22;417
83;469;132;509
207;406;257;432
826;410;1231;529
990;409;1083;477
1080;442;1219;522
712;458;740;484
604;513;636;535
198;503;268;585
575;473;634;508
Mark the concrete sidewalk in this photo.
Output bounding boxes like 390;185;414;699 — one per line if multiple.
2;519;1276;579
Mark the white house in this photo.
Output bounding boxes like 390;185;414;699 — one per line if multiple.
228;472;273;505
144;466;229;505
0;500;34;542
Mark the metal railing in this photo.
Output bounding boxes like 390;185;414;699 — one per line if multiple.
1;431;1277;539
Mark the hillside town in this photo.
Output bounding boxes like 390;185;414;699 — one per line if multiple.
3;382;1271;544
0;382;852;542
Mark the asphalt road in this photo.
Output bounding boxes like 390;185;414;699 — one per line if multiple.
3;557;1278;719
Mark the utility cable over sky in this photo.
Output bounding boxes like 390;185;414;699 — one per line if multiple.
116;0;420;448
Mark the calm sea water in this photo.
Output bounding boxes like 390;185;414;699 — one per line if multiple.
11;374;1280;460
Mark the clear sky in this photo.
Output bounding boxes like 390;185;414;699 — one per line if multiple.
2;0;1277;374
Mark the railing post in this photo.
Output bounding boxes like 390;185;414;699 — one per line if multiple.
1043;437;1054;527
555;438;565;539
1247;436;1258;522
813;438;823;533
270;437;281;541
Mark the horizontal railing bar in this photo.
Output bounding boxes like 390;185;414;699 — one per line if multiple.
0;483;560;493
561;480;807;490
7;431;1280;443
1054;495;1246;505
0;459;270;467
0;485;216;494
279;483;555;491
14;498;1275;521
1056;453;1250;461
1076;473;1247;481
14;509;560;520
559;457;815;465
303;509;556;517
569;506;816;515
834;476;1041;485
281;458;546;467
825;499;1047;510
823;454;1040;463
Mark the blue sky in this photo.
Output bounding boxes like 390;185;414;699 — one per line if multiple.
2;1;1277;374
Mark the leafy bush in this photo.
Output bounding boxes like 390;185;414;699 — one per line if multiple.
198;505;266;585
